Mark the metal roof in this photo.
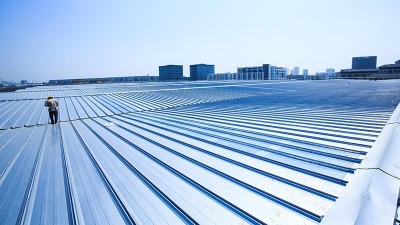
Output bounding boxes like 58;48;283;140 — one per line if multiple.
0;80;399;225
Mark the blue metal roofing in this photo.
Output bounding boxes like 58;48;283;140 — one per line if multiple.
0;80;399;225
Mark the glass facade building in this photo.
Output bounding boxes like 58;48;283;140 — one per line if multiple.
159;65;183;81
190;64;215;81
352;56;377;69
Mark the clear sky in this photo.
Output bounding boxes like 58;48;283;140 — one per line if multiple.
0;0;399;82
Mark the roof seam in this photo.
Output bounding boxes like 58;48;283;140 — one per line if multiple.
356;167;400;181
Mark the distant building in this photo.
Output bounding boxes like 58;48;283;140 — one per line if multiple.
352;56;377;69
237;65;267;80
377;64;400;78
315;72;338;80
208;64;286;81
190;64;215;81
326;68;335;74
207;72;237;81
303;69;308;76
293;67;300;75
339;64;400;79
270;66;288;80
20;80;28;86
159;65;183;81
49;75;158;85
287;75;307;80
340;57;400;79
339;69;378;79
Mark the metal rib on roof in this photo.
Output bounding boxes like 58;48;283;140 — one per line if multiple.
1;80;399;225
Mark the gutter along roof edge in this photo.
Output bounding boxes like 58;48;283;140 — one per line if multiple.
321;103;400;225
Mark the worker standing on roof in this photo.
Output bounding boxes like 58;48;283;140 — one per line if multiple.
44;96;59;124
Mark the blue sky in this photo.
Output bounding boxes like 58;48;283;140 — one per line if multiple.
0;0;399;82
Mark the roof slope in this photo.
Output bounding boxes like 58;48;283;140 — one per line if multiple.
0;80;399;225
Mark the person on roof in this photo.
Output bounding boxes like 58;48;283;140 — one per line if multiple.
44;96;59;124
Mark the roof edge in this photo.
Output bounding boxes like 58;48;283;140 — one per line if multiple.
321;103;400;225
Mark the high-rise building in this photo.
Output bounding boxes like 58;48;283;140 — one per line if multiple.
395;60;400;65
190;64;215;81
326;68;335;74
352;56;377;69
159;65;183;81
293;67;300;75
303;69;309;76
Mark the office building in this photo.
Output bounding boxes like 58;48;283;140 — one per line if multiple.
352;56;377;69
237;65;266;80
190;64;215;81
237;64;287;80
210;64;287;81
159;65;183;81
270;66;288;80
395;60;400;65
326;68;335;74
303;69;309;76
207;72;237;81
293;67;300;75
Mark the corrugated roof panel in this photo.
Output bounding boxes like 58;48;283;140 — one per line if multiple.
23;126;71;225
80;118;315;224
70;96;89;119
97;116;335;212
0;126;46;225
1;80;399;224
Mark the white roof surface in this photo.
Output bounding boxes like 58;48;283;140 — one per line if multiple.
0;80;399;225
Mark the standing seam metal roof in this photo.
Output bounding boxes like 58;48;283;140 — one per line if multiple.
1;80;399;225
